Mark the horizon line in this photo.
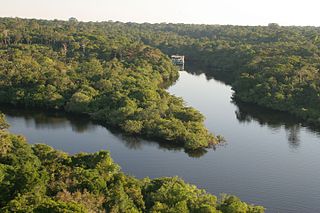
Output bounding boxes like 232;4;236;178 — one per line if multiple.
1;16;319;28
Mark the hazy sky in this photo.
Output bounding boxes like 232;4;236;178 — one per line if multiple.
1;0;319;26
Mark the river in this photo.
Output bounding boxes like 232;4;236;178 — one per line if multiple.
3;70;320;212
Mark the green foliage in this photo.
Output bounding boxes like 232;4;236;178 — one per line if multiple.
0;113;9;130
218;195;265;213
136;22;320;125
143;177;218;212
0;115;264;212
35;199;89;213
0;17;217;150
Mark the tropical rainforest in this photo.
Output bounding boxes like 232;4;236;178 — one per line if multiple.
1;17;319;212
137;23;320;125
0;18;219;151
0;114;264;212
1;18;319;136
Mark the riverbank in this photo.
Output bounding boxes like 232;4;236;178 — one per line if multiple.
0;17;219;150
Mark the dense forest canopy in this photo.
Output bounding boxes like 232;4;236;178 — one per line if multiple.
0;17;220;151
2;17;318;212
135;23;320;124
0;114;264;212
1;17;319;127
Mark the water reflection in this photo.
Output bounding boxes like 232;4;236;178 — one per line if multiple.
233;100;320;149
1;72;318;156
185;62;235;84
286;125;300;149
184;63;320;150
3;71;320;212
1;105;96;133
118;134;208;158
1;105;207;158
182;65;319;150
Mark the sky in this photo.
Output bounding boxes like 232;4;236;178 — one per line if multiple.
0;0;319;26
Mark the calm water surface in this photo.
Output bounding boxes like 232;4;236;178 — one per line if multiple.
3;71;320;212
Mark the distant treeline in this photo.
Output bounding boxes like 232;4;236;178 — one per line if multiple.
2;17;319;138
135;22;320;124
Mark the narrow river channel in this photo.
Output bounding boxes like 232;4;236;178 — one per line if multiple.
3;70;320;212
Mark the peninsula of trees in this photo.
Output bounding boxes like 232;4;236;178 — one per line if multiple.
4;17;318;212
2;18;320;135
0;18;218;150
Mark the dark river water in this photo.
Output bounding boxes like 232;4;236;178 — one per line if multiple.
3;71;320;212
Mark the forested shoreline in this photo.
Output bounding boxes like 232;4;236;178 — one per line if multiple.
136;23;320;125
0;18;219;151
0;114;264;212
1;17;319;212
1;17;319;129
